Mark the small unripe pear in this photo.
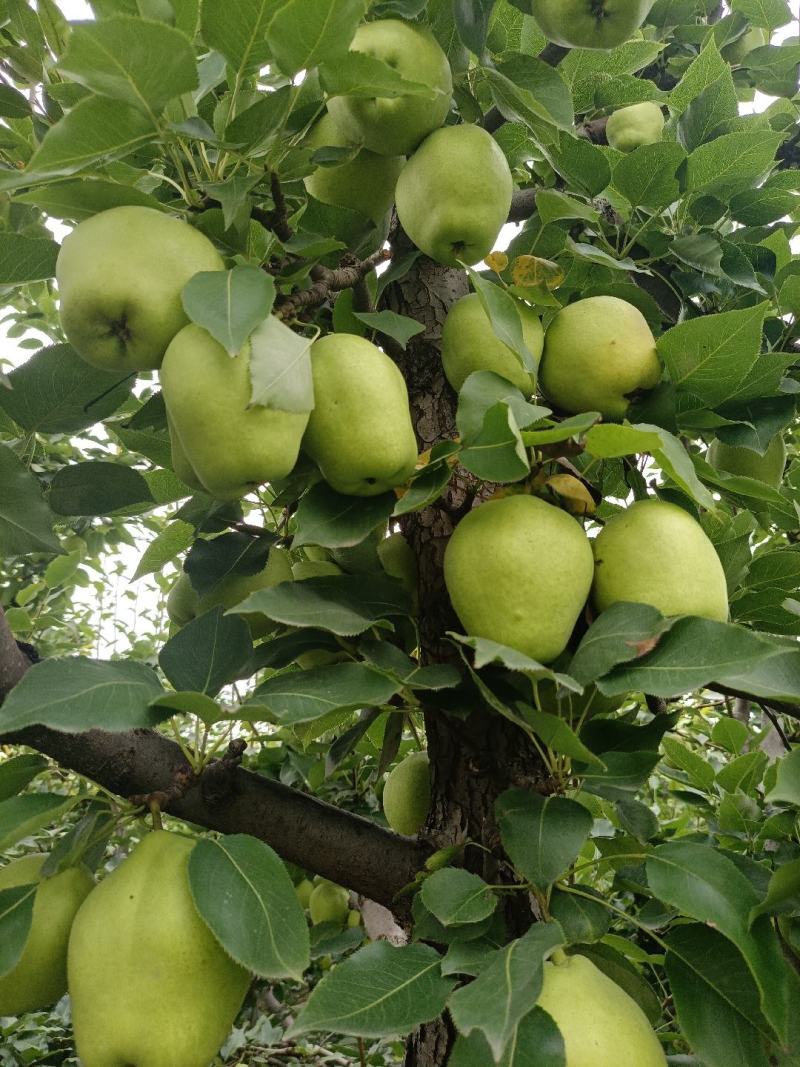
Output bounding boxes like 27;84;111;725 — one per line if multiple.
442;292;543;396
606;102;664;152
0;855;93;1015
383;750;431;836
536;953;666;1066
295;878;314;909
378;532;417;595
592;499;729;621
309;882;350;925
707;434;786;488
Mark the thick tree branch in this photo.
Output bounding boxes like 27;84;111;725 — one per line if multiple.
0;616;427;906
709;685;800;723
275;248;391;320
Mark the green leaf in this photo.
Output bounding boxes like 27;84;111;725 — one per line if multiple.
246;662;400;724
715;750;767;794
184;532;272;598
289;941;454;1038
578;751;661;802
49;461;154;516
685;130;783;199
182;267;275;356
0;445;60;556
751;859;800;922
496;788;592;892
0;234;58;284
711;717;750;755
568;602;674;686
189;835;309;980
0;83;31;118
248;315;315;414
450;635;581;692
662;737;716;792
134;519;195;579
448;923;565;1060
200;0;280;77
615;798;659;843
0;755;48;802
0;343;133;433
670;40;730;114
665;924;774;1067
0;658;165;733
0;794;76;852
320;51;438;98
520;412;600;447
59;16;197;117
597;617;785;699
159;607;252;697
0;885;35;979
524;706;606;769
231;574;410;636
293;482;395;550
456;372;548;443
765;747;800;806
12;96;155;186
17;178;164;221
150;691;222;726
352;310;425;350
488;55;574;132
549;887;611;945
420;869;498;927
459;402;530;484
464;267;536;374
449;1007;566;1067
647;841;791;1042
267;0;367;76
677;73;738;154
612;142;686;211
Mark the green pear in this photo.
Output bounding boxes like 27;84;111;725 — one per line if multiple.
295;878;314;909
383;750;431;836
722;26;769;64
166;547;292;637
327;20;452;157
592;499;729;620
304;112;405;225
536;953;667;1066
303;334;418;496
377;532;417;595
166;411;207;493
444;494;594;664
707;433;786;488
57;206;224;372
606;102;664;152
68;831;250;1067
531;0;655;50
539;296;661;420
160;324;309;500
309;882;350;925
0;855;93;1015
442;292;544;395
395;124;513;267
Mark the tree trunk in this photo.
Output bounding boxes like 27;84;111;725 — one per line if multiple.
385;246;547;1066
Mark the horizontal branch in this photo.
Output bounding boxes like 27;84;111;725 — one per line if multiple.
709;685;800;723
0;614;427;905
508;188;537;224
275;248;391;321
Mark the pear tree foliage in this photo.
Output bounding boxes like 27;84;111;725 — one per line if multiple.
0;0;799;1065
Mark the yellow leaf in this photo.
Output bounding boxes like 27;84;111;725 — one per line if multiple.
484;251;509;274
545;474;596;516
512;255;565;291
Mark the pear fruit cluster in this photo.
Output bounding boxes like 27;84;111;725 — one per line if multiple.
537;953;667;1066
445;495;728;664
0;855;93;1016
68;831;251;1067
531;0;656;50
383;750;431;836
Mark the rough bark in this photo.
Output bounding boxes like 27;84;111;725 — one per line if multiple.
384;244;546;1066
